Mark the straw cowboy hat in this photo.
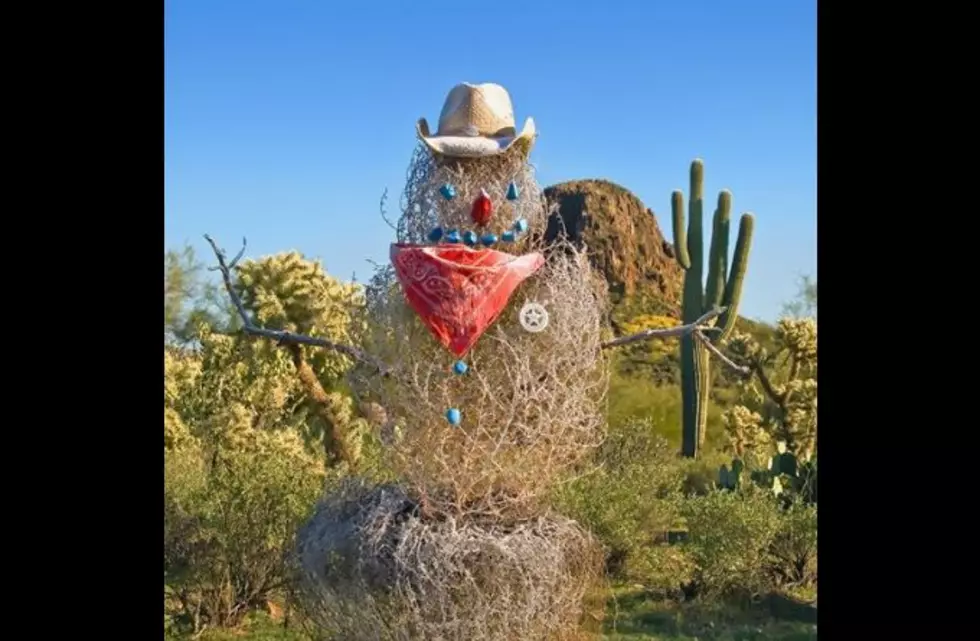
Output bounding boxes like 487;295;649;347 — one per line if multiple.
416;82;537;158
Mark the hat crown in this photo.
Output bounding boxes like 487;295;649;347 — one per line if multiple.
436;83;517;138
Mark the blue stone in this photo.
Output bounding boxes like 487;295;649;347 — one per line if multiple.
445;229;461;244
453;360;468;375
463;230;478;246
446;408;462;426
428;227;444;242
440;184;456;200
513;218;529;233
501;230;516;243
506;181;520;201
480;233;498;246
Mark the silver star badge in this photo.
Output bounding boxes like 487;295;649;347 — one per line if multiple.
519;302;549;333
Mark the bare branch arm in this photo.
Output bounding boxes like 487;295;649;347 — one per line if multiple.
204;234;391;376
601;306;752;377
693;330;751;376
600;307;724;349
379;187;398;233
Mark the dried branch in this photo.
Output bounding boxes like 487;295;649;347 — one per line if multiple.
694;330;751;376
203;234;391;376
378;187;398;232
600;307;725;349
601;306;754;378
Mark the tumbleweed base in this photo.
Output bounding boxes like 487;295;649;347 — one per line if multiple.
294;480;604;641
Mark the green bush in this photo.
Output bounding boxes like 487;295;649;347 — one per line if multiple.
680;485;783;598
623;545;698;598
555;419;691;593
556;417;813;601
164;429;324;634
768;501;818;590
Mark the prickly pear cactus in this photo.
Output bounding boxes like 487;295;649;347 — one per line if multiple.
719;449;817;505
671;159;754;458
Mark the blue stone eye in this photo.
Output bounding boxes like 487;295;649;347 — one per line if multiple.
446;408;462;425
513;218;529;233
428;227;444;242
445;229;461;243
440;184;456;200
501;230;516;243
453;360;468;375
480;233;498;246
506;181;520;201
462;230;478;246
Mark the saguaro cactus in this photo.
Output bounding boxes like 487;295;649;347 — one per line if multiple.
671;159;754;458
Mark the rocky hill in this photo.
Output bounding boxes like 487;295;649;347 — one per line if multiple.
543;179;683;317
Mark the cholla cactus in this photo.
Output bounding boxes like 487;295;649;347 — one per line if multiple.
235;252;364;382
721;317;817;501
722;405;770;461
232;253;368;468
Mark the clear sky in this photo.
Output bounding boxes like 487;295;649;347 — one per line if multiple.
165;0;815;322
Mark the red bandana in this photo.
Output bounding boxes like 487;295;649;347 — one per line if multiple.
390;244;545;357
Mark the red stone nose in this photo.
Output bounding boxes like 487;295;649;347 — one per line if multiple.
470;189;493;227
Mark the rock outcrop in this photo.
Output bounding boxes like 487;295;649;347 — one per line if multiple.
543;179;683;314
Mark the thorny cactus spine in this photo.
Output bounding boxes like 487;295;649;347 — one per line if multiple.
671;159;754;459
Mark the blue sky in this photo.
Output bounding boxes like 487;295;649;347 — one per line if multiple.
165;0;815;322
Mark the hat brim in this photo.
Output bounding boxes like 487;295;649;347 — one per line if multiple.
416;117;536;158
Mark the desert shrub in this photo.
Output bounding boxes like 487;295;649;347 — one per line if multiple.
781;275;817;320
768;501;818;590
555;419;693;593
673;451;732;497
679;485;783;598
559;416;815;602
164;323;333;634
165;245;236;345
625;546;698;599
164;246;393;635
164;429;324;634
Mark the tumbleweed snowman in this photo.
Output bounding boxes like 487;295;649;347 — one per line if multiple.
203;82;719;640
293;82;612;641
